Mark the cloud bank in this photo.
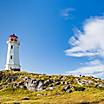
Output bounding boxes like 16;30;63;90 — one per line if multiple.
65;16;104;57
65;16;104;78
66;60;104;78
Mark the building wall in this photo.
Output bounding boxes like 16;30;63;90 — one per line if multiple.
5;41;20;70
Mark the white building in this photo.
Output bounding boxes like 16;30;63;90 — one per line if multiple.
5;34;21;71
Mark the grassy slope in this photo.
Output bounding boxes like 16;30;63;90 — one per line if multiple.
0;70;104;104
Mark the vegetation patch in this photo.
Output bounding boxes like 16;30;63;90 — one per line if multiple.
0;70;104;104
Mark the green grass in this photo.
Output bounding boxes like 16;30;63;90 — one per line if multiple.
0;88;104;104
0;70;104;104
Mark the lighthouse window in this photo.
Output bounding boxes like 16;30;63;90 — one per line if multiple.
11;39;13;41
10;56;12;59
11;45;13;49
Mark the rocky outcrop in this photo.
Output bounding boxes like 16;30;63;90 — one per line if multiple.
9;75;104;93
11;77;73;92
0;70;104;93
24;78;44;91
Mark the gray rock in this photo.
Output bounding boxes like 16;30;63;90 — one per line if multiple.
19;85;26;89
46;87;54;90
12;84;18;89
55;81;60;85
97;83;104;88
62;85;71;92
36;80;44;91
23;78;44;91
60;81;64;84
66;89;72;93
44;79;53;86
23;77;29;81
24;78;38;91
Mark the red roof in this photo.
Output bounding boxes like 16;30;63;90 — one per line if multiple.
9;34;18;42
9;34;18;38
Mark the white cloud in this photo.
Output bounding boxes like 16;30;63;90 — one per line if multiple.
83;59;103;66
66;60;104;78
61;8;75;19
66;65;104;78
65;16;104;78
65;16;104;57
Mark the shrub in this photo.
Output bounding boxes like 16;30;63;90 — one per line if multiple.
74;86;85;91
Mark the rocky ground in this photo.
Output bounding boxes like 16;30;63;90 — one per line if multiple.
0;70;104;104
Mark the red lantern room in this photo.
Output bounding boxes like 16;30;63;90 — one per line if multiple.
9;34;18;42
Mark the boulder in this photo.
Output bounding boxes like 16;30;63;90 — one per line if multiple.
97;83;104;88
46;87;54;90
36;80;44;91
24;78;38;91
44;79;53;86
55;81;60;85
62;85;71;92
66;89;72;93
23;78;44;91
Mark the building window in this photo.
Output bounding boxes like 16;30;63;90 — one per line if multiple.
11;45;13;49
11;39;13;41
10;56;12;59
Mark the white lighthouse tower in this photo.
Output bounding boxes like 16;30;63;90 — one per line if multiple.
5;34;21;71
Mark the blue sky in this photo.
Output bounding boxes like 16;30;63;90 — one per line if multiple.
0;0;104;77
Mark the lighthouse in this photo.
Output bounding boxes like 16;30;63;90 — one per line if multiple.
5;34;21;71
